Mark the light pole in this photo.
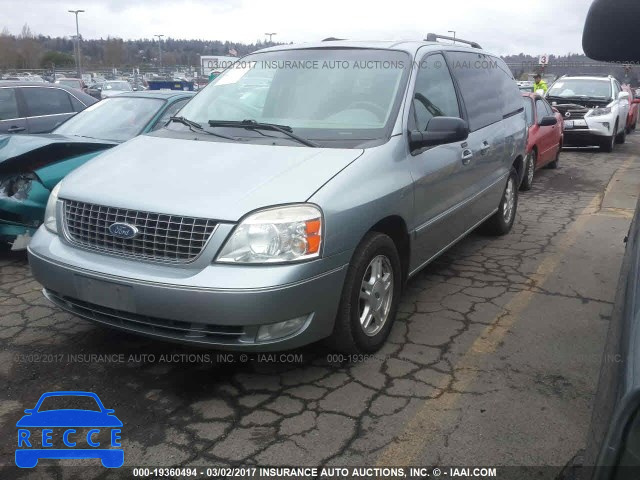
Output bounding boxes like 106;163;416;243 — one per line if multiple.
68;9;85;78
155;34;164;73
448;30;456;43
265;32;277;43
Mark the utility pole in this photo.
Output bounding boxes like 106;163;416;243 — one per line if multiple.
265;32;277;43
155;34;164;73
448;30;456;44
68;9;85;78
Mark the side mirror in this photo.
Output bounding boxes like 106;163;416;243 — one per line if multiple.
539;116;558;127
410;116;469;150
619;91;630;100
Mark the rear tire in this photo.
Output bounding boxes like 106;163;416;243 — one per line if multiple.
520;151;535;191
326;232;402;353
547;142;561;169
480;167;518;236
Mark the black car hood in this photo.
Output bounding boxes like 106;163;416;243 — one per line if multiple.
0;134;117;175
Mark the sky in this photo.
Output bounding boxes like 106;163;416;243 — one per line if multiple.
1;0;593;56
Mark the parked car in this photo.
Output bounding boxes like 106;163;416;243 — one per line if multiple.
622;84;640;134
55;77;88;94
0;81;96;135
520;92;564;190
98;80;133;99
27;36;527;353
546;74;630;152
0;91;193;249
87;82;104;100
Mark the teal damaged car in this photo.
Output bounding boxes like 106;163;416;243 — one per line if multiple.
0;91;194;249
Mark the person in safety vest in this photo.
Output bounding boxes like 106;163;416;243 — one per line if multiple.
533;74;548;94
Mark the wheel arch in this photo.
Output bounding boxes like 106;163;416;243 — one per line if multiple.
367;215;411;286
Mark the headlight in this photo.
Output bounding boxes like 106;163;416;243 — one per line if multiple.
0;173;35;200
589;106;612;117
217;204;323;264
44;182;62;234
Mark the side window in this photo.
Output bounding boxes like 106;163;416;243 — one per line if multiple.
22;87;74;116
487;56;523;118
411;53;460;131
152;99;189;131
69;94;86;112
523;98;534;126
0;88;20;120
542;99;554;116
535;100;547;122
447;51;501;131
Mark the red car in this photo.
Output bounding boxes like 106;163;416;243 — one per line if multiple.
622;84;640;133
521;93;564;190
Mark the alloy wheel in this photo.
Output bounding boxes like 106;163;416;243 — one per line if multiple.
359;255;394;337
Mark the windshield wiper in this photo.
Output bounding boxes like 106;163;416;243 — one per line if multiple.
169;116;237;141
207;119;319;147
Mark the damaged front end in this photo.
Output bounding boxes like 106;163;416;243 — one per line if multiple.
0;134;117;250
0;172;51;250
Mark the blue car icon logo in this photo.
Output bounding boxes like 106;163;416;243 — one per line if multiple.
15;391;123;468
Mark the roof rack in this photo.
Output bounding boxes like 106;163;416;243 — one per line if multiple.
425;33;481;49
322;37;346;42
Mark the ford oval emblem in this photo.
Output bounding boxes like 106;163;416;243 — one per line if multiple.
108;222;139;239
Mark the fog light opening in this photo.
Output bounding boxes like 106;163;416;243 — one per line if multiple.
256;315;309;342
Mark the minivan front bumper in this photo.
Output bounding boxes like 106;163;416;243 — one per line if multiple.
28;228;349;351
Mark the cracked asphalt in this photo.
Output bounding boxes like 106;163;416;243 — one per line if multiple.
1;136;640;479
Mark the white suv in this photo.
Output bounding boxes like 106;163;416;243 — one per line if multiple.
546;74;630;152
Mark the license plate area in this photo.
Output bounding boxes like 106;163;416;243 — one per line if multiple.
74;276;135;312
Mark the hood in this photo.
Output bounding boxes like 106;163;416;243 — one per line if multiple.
548;99;611;110
61;135;364;221
0;134;116;175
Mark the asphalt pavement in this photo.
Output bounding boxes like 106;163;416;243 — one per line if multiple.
1;135;639;479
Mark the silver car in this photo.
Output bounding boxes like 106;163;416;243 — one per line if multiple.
28;37;527;352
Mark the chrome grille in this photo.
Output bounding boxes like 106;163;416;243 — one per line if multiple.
63;200;217;262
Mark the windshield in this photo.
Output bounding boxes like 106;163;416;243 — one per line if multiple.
38;395;101;412
548;79;612;99
104;81;132;91
177;48;410;145
54;96;164;142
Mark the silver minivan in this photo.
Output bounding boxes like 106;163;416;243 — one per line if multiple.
28;37;527;353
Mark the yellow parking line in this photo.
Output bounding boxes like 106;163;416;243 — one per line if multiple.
376;154;636;467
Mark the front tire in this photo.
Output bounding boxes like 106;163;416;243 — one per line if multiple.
520;151;535;191
600;129;616;153
327;232;402;353
480;167;518;236
616;124;627;144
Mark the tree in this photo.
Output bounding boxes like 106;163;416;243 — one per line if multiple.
17;23;42;69
40;50;75;68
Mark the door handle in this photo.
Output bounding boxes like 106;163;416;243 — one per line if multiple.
7;126;25;133
480;141;491;155
461;149;473;165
